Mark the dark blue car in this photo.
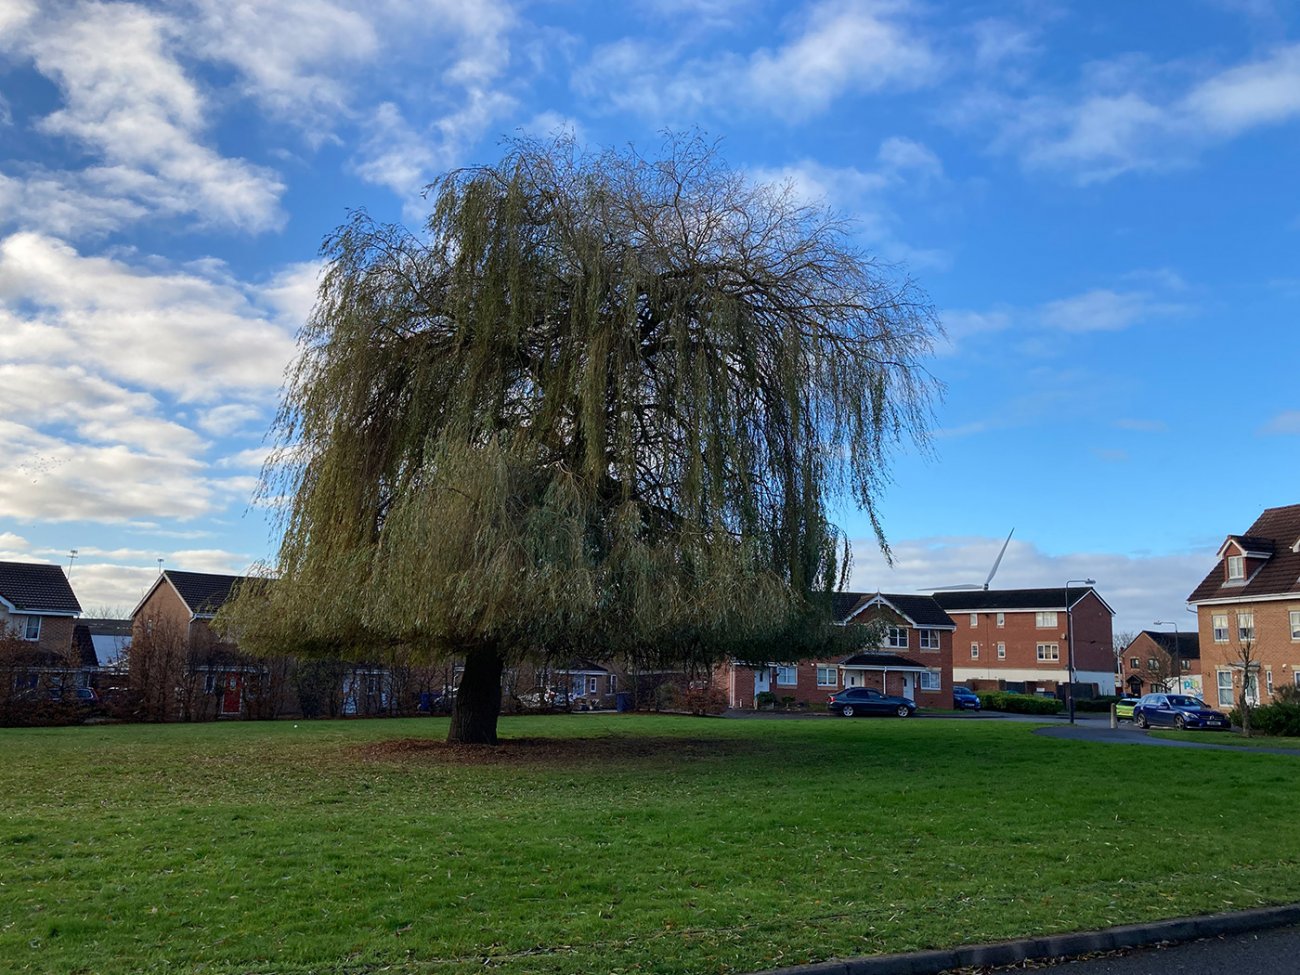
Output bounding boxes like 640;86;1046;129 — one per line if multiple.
952;686;982;710
828;687;915;718
1133;693;1230;731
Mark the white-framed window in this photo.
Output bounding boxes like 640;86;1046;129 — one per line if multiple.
816;665;838;688
203;672;216;694
775;666;797;686
587;676;599;694
969;613;978;627
1227;555;1245;580
1267;669;1275;696
1212;614;1229;643
22;616;40;641
1148;657;1158;670
1217;670;1234;707
996;612;1005;628
1037;643;1060;662
1181;659;1190;671
886;626;908;649
920;670;941;691
970;642;979;659
997;642;1006;659
1290;610;1300;641
918;628;940;650
607;674;618;694
1238;611;1255;642
1035;611;1058;628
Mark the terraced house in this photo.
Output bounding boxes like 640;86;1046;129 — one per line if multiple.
934;587;1115;698
1188;504;1300;709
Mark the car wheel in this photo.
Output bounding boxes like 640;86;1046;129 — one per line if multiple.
1135;712;1148;729
841;704;855;718
896;705;911;718
1175;715;1186;731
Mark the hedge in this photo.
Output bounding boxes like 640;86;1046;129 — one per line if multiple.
976;691;1064;715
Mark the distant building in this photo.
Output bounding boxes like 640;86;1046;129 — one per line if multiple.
1120;630;1201;698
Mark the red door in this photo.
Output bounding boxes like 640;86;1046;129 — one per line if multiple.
222;674;243;715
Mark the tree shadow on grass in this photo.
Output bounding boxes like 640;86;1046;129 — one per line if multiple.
355;735;762;766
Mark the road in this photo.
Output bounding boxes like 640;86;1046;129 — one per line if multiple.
1023;924;1300;972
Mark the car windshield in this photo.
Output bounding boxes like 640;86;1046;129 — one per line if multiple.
1167;695;1203;708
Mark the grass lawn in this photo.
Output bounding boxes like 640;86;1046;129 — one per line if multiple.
4;715;1299;975
1150;729;1300;749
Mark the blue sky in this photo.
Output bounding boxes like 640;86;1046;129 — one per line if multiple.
0;0;1296;636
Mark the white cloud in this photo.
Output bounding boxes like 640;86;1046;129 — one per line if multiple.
934;309;1011;355
3;1;285;234
0;232;297;402
1260;410;1300;435
576;0;938;123
1040;288;1188;332
971;42;1300;182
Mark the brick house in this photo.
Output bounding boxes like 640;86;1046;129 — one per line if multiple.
933;587;1116;697
1187;504;1300;710
712;592;955;710
0;560;81;656
1120;630;1201;698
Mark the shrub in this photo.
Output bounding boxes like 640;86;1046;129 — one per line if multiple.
755;691;779;710
977;691;1064;715
1248;700;1300;737
1075;695;1119;713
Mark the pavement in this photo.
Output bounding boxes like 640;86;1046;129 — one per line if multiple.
753;906;1300;975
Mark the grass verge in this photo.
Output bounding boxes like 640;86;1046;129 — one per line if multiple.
3;714;1297;975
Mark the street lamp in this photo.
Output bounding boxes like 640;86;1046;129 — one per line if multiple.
1153;619;1181;694
1065;578;1096;725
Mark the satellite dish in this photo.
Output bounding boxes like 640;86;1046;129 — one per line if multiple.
925;529;1015;592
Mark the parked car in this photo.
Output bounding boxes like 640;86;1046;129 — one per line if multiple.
952;686;982;711
1115;697;1139;720
828;687;916;718
1132;693;1230;731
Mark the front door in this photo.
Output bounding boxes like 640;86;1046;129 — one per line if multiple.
222;674;243;715
753;667;771;702
900;673;915;701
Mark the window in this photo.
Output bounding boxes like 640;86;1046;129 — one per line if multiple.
969;613;978;627
587;676;599;694
1291;610;1300;641
816;665;838;687
1037;643;1060;662
920;670;941;691
970;642;979;659
203;672;216;694
1181;659;1190;671
996;612;1005;628
1129;656;1140;669
1238;611;1255;642
1035;611;1058;628
607;674;618;694
1267;669;1275;696
997;642;1006;659
1227;555;1245;580
22;616;40;641
1212;614;1229;643
1148;657;1158;670
918;628;940;650
886;626;908;649
1217;670;1234;707
775;666;797;686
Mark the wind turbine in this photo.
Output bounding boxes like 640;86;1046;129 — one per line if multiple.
926;528;1014;592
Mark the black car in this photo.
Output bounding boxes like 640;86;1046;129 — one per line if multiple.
1132;693;1230;731
828;687;916;718
952;686;982;711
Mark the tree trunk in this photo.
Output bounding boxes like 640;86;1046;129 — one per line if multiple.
448;642;504;744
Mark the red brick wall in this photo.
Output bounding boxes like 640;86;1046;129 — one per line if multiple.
955;593;1113;682
1196;599;1300;706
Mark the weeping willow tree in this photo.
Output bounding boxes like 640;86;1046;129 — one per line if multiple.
226;135;940;743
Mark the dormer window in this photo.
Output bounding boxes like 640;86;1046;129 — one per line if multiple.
1227;555;1245;580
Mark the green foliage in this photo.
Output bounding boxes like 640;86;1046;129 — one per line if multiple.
977;692;1065;715
1074;695;1119;713
1247;700;1300;737
225;134;939;678
755;690;779;709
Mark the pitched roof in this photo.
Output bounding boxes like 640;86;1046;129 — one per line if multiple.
1188;504;1300;603
1134;630;1201;660
79;618;133;637
840;651;931;669
834;592;954;628
555;658;608;674
164;570;247;616
71;624;100;668
0;561;82;615
932;587;1109;614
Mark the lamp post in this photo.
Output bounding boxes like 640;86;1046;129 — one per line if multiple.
1153;619;1181;694
1065;578;1096;725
